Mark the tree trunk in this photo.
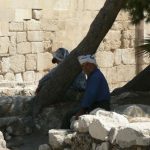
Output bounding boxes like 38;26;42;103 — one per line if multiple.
111;65;150;96
33;0;125;116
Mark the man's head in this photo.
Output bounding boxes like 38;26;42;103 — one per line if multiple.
78;55;97;75
52;48;69;64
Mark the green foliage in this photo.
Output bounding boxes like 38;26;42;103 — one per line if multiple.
123;0;150;24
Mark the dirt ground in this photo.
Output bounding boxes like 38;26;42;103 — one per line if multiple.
11;132;48;150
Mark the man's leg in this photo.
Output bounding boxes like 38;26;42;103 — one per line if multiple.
61;107;80;129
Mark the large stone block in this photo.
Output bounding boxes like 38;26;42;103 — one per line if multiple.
43;41;52;52
17;32;27;43
17;42;31;54
4;72;15;81
0;37;9;54
116;122;150;148
114;49;122;65
9;32;16;44
25;19;41;31
121;48;136;65
37;52;53;71
53;0;71;10
84;0;105;10
96;51;114;68
15;73;23;82
0;22;9;36
31;42;44;53
27;31;44;42
23;71;35;82
9;22;24;32
89;109;129;141
116;11;130;21
116;65;136;82
1;57;10;73
9;43;17;55
41;19;58;31
104;30;122;50
26;54;37;71
10;55;25;73
44;31;56;41
32;9;42;20
0;9;14;21
14;9;32;22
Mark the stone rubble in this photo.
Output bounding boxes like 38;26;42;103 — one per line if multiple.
47;108;150;150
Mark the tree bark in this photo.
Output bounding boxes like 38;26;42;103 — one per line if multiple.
111;65;150;96
33;0;125;116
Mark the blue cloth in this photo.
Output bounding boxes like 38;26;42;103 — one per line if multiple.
80;68;110;109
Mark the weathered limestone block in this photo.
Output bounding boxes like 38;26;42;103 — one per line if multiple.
23;71;35;82
0;22;9;36
26;19;41;31
116;11;130;21
116;122;150;148
4;73;15;81
114;49;122;65
49;129;72;149
26;54;37;70
72;115;97;133
32;9;42;20
15;73;23;82
43;41;52;51
122;48;136;65
0;75;4;81
9;32;16;44
53;0;71;10
17;42;31;54
14;9;32;22
89;109;129;141
37;52;53;71
116;65;136;82
10;55;25;73
122;30;135;40
96;51;114;67
84;0;105;11
27;31;43;42
1;57;10;73
44;32;55;41
9;43;16;55
9;22;24;32
31;42;44;53
0;37;9;54
41;19;58;31
17;32;26;43
100;67;117;84
0;8;14;22
104;30;121;50
111;22;123;31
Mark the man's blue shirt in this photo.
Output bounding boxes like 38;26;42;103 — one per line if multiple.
81;68;110;109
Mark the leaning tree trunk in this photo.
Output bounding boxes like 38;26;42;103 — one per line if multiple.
33;0;125;116
111;65;150;96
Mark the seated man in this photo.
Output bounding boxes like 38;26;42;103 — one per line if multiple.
61;54;110;129
35;47;86;100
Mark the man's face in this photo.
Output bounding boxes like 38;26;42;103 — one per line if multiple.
81;62;91;75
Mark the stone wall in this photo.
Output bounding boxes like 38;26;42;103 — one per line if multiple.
0;0;149;93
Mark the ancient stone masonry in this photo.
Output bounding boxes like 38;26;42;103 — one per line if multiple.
0;0;149;94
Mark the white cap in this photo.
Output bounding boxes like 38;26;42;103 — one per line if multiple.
78;54;97;65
